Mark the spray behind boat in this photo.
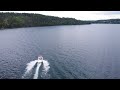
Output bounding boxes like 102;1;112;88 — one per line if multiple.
22;55;50;79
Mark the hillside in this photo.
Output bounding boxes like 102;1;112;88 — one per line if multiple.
91;19;120;24
0;12;91;29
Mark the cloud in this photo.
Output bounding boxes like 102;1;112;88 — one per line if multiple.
95;11;120;15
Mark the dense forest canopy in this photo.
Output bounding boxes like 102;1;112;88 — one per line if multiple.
0;12;91;29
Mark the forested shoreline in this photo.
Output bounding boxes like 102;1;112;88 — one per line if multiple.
0;12;91;29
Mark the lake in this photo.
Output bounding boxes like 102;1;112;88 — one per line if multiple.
0;24;120;79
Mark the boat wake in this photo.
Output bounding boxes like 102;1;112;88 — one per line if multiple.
22;58;50;79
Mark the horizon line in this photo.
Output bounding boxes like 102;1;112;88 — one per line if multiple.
0;11;120;21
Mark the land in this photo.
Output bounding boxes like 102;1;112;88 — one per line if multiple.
0;12;91;29
0;12;120;30
89;19;120;24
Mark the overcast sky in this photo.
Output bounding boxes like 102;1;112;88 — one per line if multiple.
0;11;120;20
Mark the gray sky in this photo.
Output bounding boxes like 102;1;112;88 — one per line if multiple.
0;11;120;20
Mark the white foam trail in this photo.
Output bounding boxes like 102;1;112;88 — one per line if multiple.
33;62;41;79
22;59;50;79
41;60;50;78
22;60;38;79
25;60;38;74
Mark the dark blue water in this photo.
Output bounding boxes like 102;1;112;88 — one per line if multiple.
0;24;120;79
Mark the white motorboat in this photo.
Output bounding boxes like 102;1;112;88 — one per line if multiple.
37;55;44;64
38;55;43;60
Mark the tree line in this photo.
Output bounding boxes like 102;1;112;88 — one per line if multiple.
0;12;91;29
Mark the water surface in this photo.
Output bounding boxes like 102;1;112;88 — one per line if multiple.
0;24;120;79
